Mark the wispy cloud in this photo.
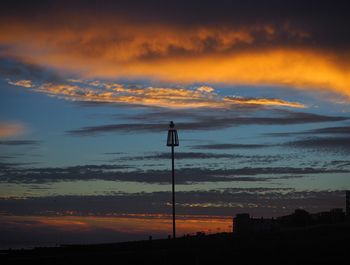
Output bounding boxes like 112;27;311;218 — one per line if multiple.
117;152;239;160
0;140;38;146
0;190;345;217
307;126;350;135
0;161;38;170
67;112;348;135
7;80;304;109
267;125;350;137
285;137;350;153
0;164;347;184
191;143;269;150
266;125;350;153
35;83;225;109
7;79;32;88
224;97;305;108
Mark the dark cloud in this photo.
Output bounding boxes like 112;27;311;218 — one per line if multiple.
285;137;350;153
0;140;39;146
243;154;298;164
269;122;350;153
0;189;346;217
191;143;269;150
323;160;350;168
0;166;253;184
124;109;209;122
67;123;167;135
118;152;240;160
267;125;350;137
67;112;348;135
309;126;350;135
0;57;62;83
0;164;346;184
0;161;37;170
110;152;297;167
1;0;349;52
271;124;350;153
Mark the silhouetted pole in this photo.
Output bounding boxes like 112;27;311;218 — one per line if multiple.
166;121;179;239
171;144;175;239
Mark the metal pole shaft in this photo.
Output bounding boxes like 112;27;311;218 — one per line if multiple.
171;145;176;239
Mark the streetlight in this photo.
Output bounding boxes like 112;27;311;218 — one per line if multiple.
166;121;179;239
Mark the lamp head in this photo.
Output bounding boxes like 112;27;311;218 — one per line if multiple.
167;121;179;146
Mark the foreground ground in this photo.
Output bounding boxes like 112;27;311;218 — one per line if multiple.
1;222;349;264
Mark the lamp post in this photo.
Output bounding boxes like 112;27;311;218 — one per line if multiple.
166;121;179;239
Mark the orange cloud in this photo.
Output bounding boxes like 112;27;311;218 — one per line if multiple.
224;96;305;109
0;18;349;100
112;49;349;98
0;22;258;62
0;122;26;138
8;79;33;88
39;218;91;231
32;81;305;109
2;214;232;235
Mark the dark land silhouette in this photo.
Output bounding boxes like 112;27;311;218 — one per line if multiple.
1;207;349;265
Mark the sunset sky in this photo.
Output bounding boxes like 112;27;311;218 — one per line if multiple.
1;0;350;248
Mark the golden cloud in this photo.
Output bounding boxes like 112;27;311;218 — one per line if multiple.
33;81;305;109
111;49;349;98
8;80;33;88
224;96;305;109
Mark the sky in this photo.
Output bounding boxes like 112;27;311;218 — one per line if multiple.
0;0;350;248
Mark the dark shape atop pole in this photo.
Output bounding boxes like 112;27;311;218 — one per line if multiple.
166;121;179;239
167;121;179;147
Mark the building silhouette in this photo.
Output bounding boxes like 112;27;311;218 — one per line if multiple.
233;191;350;234
233;208;347;234
233;213;276;234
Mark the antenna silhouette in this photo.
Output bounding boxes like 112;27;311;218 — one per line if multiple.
166;121;179;239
